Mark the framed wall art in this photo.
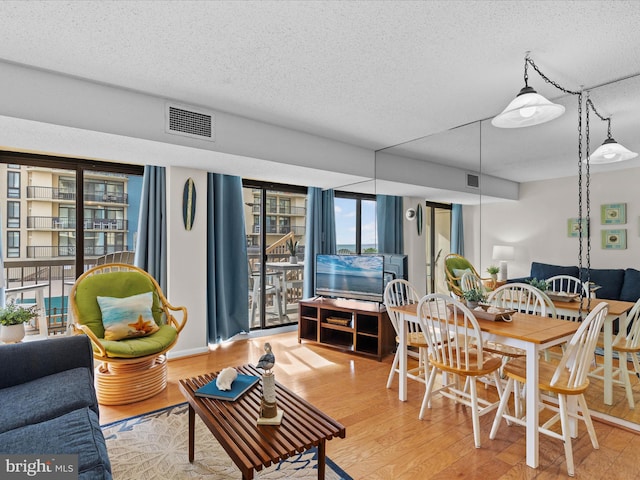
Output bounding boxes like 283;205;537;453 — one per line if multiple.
567;217;588;237
601;229;627;249
601;203;626;225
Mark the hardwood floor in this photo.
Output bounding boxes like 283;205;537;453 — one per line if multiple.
99;331;640;479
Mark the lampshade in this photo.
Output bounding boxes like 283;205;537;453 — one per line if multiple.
492;245;515;261
589;137;638;164
491;86;565;128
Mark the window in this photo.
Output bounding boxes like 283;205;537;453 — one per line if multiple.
7;171;20;198
334;193;377;254
7;201;20;228
7;231;19;258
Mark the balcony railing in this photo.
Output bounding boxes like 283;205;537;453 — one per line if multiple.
251;225;305;236
4;256;133;337
251;204;306;216
26;217;128;230
26;245;130;259
26;186;128;204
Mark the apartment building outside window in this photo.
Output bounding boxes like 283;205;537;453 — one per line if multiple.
7;201;20;228
7;231;19;258
7;171;20;198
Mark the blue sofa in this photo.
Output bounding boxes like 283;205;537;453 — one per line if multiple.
0;335;112;479
515;261;640;303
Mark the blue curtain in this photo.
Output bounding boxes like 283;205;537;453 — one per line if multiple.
207;173;249;343
134;166;167;291
451;204;464;256
303;188;336;298
376;194;403;254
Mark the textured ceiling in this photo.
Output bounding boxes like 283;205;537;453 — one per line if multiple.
1;0;640;185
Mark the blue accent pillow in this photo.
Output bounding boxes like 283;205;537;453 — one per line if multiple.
97;292;159;341
620;268;640;303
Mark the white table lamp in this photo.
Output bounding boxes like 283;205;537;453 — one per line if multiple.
492;245;515;282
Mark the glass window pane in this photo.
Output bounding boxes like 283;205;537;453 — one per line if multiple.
334;197;356;254
362;199;378;253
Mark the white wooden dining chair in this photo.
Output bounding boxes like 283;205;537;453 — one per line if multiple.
490;302;608;477
416;293;503;448
484;283;548;362
383;279;428;389
546;275;589;322
546;274;588;296
591;297;640;409
459;270;486;294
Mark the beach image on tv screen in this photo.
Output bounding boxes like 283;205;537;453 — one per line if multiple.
316;255;383;301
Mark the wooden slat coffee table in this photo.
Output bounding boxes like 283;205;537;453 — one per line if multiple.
179;364;346;480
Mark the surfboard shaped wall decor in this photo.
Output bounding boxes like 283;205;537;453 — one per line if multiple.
183;177;196;231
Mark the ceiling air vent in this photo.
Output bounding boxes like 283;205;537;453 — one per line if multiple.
165;103;215;142
466;173;480;189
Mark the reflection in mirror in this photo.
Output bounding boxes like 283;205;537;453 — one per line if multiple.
375;72;640;430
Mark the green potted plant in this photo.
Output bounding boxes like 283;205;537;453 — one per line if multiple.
462;288;487;309
486;265;500;285
286;238;299;264
527;277;548;292
0;300;38;343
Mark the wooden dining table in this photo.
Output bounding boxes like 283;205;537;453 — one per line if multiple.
389;302;580;469
550;297;636;405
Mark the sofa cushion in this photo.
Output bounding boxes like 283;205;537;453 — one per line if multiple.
620;268;640;303
0;368;98;435
0;407;111;480
580;267;625;300
530;262;579;280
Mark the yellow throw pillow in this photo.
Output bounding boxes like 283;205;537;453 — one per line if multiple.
97;292;160;341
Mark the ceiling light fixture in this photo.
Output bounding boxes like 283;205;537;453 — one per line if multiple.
491;52;565;128
494;52;592;312
586;102;638;164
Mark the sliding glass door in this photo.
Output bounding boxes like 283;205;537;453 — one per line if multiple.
243;181;307;330
425;202;451;294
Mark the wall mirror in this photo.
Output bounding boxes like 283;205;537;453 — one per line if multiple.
374;72;640;430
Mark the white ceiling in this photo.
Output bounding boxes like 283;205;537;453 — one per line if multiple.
1;0;640;187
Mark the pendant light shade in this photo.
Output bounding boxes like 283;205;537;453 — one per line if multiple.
492;86;565;128
589;137;638;164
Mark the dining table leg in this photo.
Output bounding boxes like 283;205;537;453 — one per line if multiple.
525;342;539;468
398;314;408;401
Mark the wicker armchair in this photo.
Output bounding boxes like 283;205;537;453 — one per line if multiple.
69;264;187;405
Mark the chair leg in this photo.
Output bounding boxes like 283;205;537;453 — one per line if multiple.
419;367;438;419
577;394;599;449
469;377;481;448
490;377;514;440
558;394;575;477
619;352;635;409
386;349;400;388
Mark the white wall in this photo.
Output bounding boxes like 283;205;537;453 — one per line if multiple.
465;167;640;279
166;167;209;358
403;197;427;296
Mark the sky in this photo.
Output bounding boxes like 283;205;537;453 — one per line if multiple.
334;197;377;247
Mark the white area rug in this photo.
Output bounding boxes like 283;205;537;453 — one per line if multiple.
102;403;351;480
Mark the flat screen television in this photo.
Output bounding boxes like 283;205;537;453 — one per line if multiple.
315;254;385;302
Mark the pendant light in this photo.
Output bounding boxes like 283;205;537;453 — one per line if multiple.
589;115;638;164
492;53;565;128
